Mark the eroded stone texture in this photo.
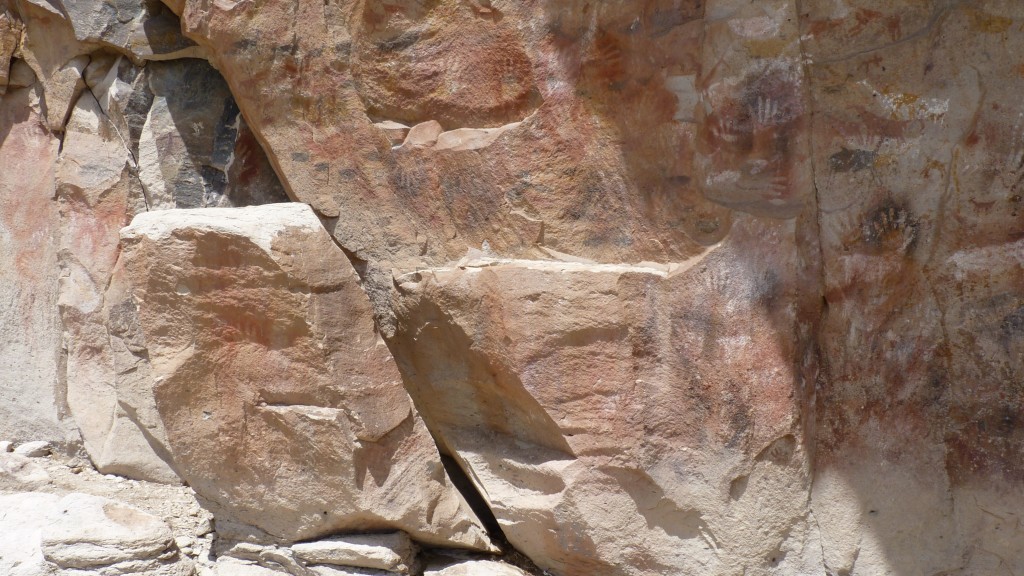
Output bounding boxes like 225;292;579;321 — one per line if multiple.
54;51;289;482
177;0;740;268
0;84;80;448
391;213;822;576
59;0;205;61
1;0;1022;573
120;204;491;550
803;2;1024;574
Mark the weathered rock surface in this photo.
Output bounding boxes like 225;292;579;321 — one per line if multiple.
120;204;491;550
0;452;51;489
803;2;1024;574
391;213;821;575
55;51;288;483
0;81;80;449
0;0;288;482
425;559;531;576
14;441;52;458
2;0;1023;574
176;0;723;268
290;532;416;573
0;491;193;576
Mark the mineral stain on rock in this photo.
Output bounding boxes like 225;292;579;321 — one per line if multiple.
3;0;1024;575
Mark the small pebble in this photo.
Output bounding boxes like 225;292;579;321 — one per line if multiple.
0;441;12;452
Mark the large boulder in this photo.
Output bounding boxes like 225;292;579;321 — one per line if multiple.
55;53;290;483
120;204;491;550
391;215;822;575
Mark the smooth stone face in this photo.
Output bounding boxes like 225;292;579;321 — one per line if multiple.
57;86;180;484
55;52;289;484
424;559;531;576
290;532;416;573
13;441;51;458
40;493;176;569
121;204;491;550
0;492;62;576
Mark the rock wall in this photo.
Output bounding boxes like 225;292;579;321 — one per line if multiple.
1;0;1022;575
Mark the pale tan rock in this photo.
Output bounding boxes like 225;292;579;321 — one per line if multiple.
400;120;444;149
40;493;187;573
0;492;61;576
424;559;530;576
57;90;180;484
14;441;51;458
0;84;79;448
373;121;410;146
0;492;192;576
0;452;51;489
433;123;522;152
14;0;88;131
290;532;416;573
53;51;289;484
8;59;37;88
121;204;492;550
391;215;821;575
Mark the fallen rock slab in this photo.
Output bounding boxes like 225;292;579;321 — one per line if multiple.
425;559;531;576
291;532;416;573
0;453;51;489
14;441;51;458
120;203;491;550
41;493;179;570
0;492;192;576
391;216;820;575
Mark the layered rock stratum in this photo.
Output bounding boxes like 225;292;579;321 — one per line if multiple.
1;0;1022;575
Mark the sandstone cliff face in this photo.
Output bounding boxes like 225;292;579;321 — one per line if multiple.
1;0;1022;575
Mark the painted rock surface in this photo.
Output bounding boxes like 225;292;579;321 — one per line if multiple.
121;204;491;550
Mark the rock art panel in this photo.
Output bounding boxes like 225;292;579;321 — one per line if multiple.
176;0;736;267
390;215;822;575
804;1;1024;574
0;84;80;448
121;204;492;550
696;0;812;219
